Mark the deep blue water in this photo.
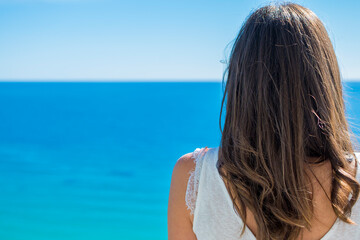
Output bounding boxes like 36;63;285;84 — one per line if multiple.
0;81;359;240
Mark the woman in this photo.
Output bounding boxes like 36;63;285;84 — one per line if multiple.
168;2;360;240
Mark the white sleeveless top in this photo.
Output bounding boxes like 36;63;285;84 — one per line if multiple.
185;146;360;240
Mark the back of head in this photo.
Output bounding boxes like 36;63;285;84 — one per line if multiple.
218;2;360;239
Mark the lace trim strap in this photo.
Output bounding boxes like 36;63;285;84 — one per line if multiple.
185;147;208;215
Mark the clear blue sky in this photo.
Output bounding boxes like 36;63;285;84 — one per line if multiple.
0;0;359;81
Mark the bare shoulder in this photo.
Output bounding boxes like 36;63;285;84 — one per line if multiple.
167;148;209;240
172;147;210;181
174;152;197;176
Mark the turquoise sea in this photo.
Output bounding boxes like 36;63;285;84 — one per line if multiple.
0;81;359;240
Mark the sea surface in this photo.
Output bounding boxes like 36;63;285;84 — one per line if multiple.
0;81;359;240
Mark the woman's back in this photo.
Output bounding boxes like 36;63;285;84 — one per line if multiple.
168;2;360;239
186;147;360;240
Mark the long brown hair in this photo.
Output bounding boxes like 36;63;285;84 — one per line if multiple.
217;2;360;239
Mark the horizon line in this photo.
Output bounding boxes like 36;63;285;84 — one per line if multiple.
0;78;223;82
0;78;359;82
